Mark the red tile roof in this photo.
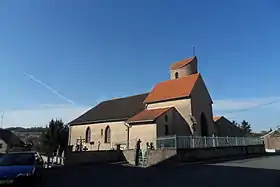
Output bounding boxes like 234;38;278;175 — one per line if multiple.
170;56;196;70
213;116;222;122
127;107;172;123
144;73;200;104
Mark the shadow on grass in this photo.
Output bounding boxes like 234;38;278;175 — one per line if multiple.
42;155;280;187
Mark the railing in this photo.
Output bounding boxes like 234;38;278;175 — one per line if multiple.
157;135;263;149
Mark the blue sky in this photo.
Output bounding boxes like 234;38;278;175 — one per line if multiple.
0;0;279;131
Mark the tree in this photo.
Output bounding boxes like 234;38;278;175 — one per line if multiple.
232;120;239;126
57;126;69;158
239;120;252;134
41;119;68;165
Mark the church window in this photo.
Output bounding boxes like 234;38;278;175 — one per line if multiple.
164;125;169;136
101;129;103;136
85;127;91;143
165;115;168;122
104;126;111;143
175;72;179;79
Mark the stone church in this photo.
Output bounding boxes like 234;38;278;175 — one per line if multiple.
68;56;238;151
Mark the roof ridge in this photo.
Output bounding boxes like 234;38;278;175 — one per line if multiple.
101;92;149;103
158;73;200;84
69;92;149;126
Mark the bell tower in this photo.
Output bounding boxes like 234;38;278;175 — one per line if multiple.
169;56;198;80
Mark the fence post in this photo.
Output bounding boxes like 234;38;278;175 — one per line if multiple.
174;135;177;149
192;137;195;148
204;136;207;148
212;135;215;147
226;136;229;146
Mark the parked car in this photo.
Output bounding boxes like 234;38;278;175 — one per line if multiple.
0;151;44;186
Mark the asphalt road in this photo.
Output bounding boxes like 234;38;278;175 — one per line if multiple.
42;155;280;187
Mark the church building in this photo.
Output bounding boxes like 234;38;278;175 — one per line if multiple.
68;56;219;150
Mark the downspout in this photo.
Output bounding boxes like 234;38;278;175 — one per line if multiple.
125;123;131;150
127;126;130;150
68;126;71;146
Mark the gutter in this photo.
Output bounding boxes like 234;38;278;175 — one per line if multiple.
69;118;129;126
127;119;154;124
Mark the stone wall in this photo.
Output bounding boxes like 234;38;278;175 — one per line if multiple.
123;148;177;166
64;150;125;166
65;144;265;167
122;149;135;164
177;145;265;162
143;144;265;167
263;134;280;149
146;148;177;166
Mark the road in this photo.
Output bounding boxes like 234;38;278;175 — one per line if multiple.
42;155;280;187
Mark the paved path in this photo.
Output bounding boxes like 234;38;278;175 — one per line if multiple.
42;155;280;187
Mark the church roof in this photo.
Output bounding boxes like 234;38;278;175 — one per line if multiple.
127;107;173;124
170;56;196;70
144;73;200;104
69;93;149;126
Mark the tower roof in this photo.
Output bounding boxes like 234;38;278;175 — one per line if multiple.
170;56;196;70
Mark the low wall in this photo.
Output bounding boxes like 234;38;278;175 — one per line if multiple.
146;149;177;166
122;149;177;166
144;144;265;167
178;144;265;162
263;135;280;149
122;149;135;164
65;144;265;167
64;150;125;166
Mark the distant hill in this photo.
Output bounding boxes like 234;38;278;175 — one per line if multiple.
5;127;47;133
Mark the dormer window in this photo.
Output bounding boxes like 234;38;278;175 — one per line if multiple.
175;72;179;79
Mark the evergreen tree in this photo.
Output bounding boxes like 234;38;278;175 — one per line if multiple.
239;120;252;134
41;119;68;165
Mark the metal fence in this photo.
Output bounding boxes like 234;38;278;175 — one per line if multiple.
156;135;263;149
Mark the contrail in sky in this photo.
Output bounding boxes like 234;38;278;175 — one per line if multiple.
24;72;75;105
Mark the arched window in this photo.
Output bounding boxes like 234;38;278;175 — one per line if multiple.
104;126;111;143
101;129;103;136
85;127;91;143
164;125;169;136
175;72;179;79
165;115;168;122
